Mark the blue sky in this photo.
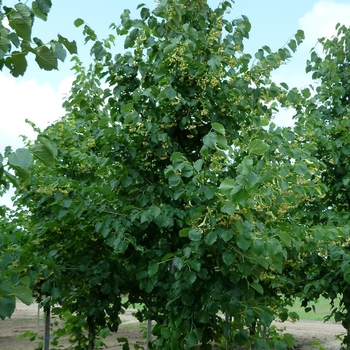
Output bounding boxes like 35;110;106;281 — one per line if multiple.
2;0;350;207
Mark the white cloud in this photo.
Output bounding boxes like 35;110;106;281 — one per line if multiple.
299;0;350;50
0;73;73;153
0;74;73;207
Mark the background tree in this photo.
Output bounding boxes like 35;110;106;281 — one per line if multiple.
0;0;76;321
290;24;350;350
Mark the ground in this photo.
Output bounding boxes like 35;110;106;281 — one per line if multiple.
0;301;344;349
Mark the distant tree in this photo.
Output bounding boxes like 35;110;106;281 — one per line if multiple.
292;24;350;350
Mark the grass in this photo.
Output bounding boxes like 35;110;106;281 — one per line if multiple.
289;297;340;321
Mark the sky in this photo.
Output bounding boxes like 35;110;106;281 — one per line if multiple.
1;0;350;205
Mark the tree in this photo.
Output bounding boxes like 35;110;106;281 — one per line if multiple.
291;23;350;350
14;1;328;349
0;0;76;321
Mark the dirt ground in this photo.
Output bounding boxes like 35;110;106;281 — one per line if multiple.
0;301;344;350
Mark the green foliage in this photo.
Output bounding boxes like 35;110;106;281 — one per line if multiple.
0;0;77;76
287;23;350;349
8;0;350;349
0;206;33;319
11;1;328;348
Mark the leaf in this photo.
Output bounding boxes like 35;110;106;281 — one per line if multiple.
288;39;297;53
204;231;217;245
57;34;77;55
153;4;167;19
8;3;33;41
236;235;251;251
278;231;291;247
0;295;16;320
222;251;235;266
8;148;32;170
207;55;221;68
172;257;184;270
221;201;235;215
193;159;204;172
188;228;201;241
249;139;268;156
164;86;176;100
32;0;52;20
211;122;225;136
0;26;10;59
202;132;217;149
30;139;56;167
74;18;85;27
10;51;27;76
344;266;350;284
219;179;236;191
250;282;264;295
179;228;190;237
32;1;47;21
35;46;57;70
148;261;159;277
13;285;32;305
51;41;66;62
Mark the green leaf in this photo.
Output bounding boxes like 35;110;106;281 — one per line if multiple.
33;0;52;18
148;261;159;277
236;235;251;251
250;282;263;295
10;51;27;76
8;148;32;170
221;201;235;215
35;46;57;70
179;228;190;237
344;266;350;284
57;34;78;55
222;251;235;266
13;285;32;305
172;257;184;270
219;179;236;191
30;139;56;167
0;26;10;59
188;228;201;241
249;139;268;156
288;39;297;53
202;132;217;149
208;55;221;68
8;4;33;41
205;231;217;245
211;122;225;136
278;231;291;247
274;340;287;350
32;1;48;21
164;86;176;100
153;4;167;18
51;41;66;62
74;18;85;27
193;159;204;172
0;295;16;320
295;29;305;45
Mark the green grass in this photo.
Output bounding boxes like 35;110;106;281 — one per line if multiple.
289;297;340;321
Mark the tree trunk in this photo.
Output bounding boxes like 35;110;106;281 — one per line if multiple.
43;306;50;350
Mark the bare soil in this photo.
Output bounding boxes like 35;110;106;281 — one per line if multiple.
0;301;344;349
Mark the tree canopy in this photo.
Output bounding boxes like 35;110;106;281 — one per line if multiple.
3;0;350;349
